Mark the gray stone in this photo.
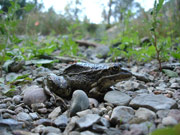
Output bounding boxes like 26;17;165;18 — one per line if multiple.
12;130;39;135
0;118;23;129
89;98;99;108
130;94;177;111
76;109;93;117
34;119;53;126
76;114;100;128
116;81;146;91
12;95;22;104
98;117;110;127
132;72;152;82
129;121;156;135
54;114;69;128
81;131;99;135
111;106;135;125
92;124;108;133
64;116;79;134
168;109;180;122
104;128;122;135
69;131;81;135
43;126;61;134
156;110;170;119
69;90;89;117
29;113;39;120
135;107;156;121
104;91;131;106
48;107;61;120
162;116;178;126
23;85;48;106
17;112;32;121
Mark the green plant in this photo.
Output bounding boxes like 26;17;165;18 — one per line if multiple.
150;0;164;71
59;36;79;57
0;0;34;77
151;123;180;135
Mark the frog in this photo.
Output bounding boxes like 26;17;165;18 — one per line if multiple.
43;62;132;100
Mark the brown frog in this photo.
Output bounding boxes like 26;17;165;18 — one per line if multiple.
43;62;132;100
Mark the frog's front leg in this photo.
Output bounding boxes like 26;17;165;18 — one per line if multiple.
88;86;106;100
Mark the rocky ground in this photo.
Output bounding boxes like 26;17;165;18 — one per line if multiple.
0;43;180;135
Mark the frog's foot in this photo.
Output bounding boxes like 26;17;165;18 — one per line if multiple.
88;87;105;101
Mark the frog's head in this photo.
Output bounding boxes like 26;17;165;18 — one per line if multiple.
109;63;132;79
96;63;132;89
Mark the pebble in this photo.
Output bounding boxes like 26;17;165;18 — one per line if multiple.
76;114;100;128
48;107;61;120
162;116;178;126
16;112;32;121
69;90;89;117
23;85;48;106
130;93;177;111
54;114;69;128
135;107;156;121
110;106;135;125
104;91;131;106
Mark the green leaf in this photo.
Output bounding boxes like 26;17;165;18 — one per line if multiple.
172;52;180;60
24;3;34;12
156;0;164;13
163;69;178;77
2;60;14;72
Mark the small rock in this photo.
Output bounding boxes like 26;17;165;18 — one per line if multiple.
17;112;32;121
104;91;131;106
29;113;39;120
98;117;110;127
135;108;156;121
80;131;99;135
76;109;93;117
129;121;156;135
92;124;108;133
32;125;45;133
23;85;48;106
162;116;178;126
156;110;170;119
64;116;79;134
104;128;122;135
110;106;135;125
130;94;177;111
31;103;45;110
37;108;48;114
54;114;69;129
43;126;61;134
48;107;61;120
170;83;180;89
89;98;99;108
69;90;89;117
12;130;39;135
0;118;24;129
68;131;81;135
132;72;152;82
12;95;22;104
116;81;146;91
34;119;53;126
76;114;100;128
168;109;180;122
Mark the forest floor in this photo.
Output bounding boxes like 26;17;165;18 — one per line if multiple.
0;39;180;135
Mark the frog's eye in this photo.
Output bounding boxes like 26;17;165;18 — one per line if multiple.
112;66;120;71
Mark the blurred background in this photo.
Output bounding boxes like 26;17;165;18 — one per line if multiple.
0;0;180;41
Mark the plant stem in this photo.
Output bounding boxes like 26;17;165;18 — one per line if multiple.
154;31;162;71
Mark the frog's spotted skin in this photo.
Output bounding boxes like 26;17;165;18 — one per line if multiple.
44;62;132;99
